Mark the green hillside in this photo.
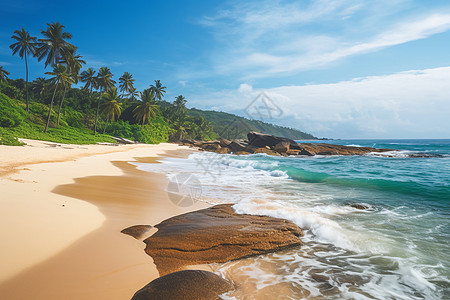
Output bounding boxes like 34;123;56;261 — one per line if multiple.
189;108;317;140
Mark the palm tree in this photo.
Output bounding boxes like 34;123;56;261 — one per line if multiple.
127;86;139;102
94;67;115;134
101;87;122;133
0;66;10;82
32;77;48;100
35;22;74;68
80;67;98;104
173;94;188;123
150;80;166;101
9;28;38;111
118;72;135;98
133;88;159;129
44;64;73;132
56;48;85;125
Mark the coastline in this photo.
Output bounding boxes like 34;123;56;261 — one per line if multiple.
0;140;208;299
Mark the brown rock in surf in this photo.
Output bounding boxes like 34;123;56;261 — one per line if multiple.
143;204;303;275
121;225;153;240
131;270;233;300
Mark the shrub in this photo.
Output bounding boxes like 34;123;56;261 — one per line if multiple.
0;93;27;127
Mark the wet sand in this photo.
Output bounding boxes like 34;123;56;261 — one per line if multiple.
0;140;207;299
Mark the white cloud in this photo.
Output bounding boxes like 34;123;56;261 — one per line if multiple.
238;83;253;93
189;66;450;138
199;0;450;79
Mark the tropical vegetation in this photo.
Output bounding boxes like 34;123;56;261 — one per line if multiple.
1;22;315;146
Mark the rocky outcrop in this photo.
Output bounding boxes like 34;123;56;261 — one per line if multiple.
297;143;390;156
180;132;393;157
131;270;233;300
247;131;300;149
142;204;303;275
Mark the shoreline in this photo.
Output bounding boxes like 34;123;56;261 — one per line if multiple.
0;140;208;299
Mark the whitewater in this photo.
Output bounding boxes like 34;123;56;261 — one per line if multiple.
134;139;450;299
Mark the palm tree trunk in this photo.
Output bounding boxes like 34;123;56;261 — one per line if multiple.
25;52;29;112
57;84;68;126
94;91;101;134
44;83;59;133
103;117;109;134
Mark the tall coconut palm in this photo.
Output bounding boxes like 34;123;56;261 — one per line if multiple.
80;68;97;92
94;67;115;134
127;86;139;102
9;28;38;111
32;77;49;100
173;94;188;123
150;80;166;101
118;72;134;98
0;66;10;82
80;67;98;106
35;22;74;68
44;64;73;132
101;87;122;133
56;49;85;125
133;88;159;129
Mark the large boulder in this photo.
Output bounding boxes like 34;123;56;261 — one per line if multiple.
200;141;221;151
121;225;153;240
143;204;303;275
274;141;290;153
228;140;248;153
215;147;230;154
247;132;300;149
131;270;233;300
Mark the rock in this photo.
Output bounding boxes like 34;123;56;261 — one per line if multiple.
218;139;232;147
143;204;303;275
228;140;248;153
215;147;230;154
247;132;300;149
233;151;252;155
253;148;281;156
274;141;290;153
131;270;233;300
121;225;153;240
349;203;370;210
201;142;221;151
297;143;392;156
180;139;196;146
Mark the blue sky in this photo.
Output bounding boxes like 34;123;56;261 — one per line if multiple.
1;0;450;138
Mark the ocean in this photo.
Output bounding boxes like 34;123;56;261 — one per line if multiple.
134;139;450;299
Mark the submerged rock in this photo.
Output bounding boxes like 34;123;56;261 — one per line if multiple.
143;204;303;275
348;203;371;210
131;270;233;300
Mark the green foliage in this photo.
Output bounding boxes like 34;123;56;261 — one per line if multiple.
0;81;24;100
0;127;25;146
189;108;316;140
105;116;172;144
0;92;27;127
63;106;84;128
8;121;114;144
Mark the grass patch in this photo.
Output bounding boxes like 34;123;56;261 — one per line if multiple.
0;127;25;146
8;122;115;145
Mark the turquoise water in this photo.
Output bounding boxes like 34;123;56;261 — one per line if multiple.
135;139;450;299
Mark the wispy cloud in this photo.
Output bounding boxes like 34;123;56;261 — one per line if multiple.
189;66;450;138
198;0;450;79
